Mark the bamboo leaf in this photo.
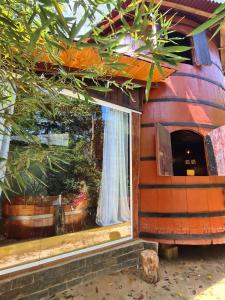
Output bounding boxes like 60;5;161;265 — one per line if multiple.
155;61;165;79
213;3;225;16
0;16;17;28
52;0;70;33
88;86;112;92
188;10;225;36
145;63;155;101
28;10;37;25
29;28;42;50
69;11;89;41
162;45;191;53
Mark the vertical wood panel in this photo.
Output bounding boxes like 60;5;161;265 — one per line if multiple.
140;127;155;157
156;123;173;176
132;112;141;238
206;125;225;175
205;135;218;175
90;87;143;112
193;31;212;65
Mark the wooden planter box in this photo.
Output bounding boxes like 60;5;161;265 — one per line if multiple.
2;195;90;239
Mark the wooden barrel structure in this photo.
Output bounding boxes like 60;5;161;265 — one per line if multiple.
139;19;225;245
2;195;90;239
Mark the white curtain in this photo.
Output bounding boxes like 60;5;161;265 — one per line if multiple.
96;107;130;226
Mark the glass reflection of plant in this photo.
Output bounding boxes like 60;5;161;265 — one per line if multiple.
46;100;103;204
6;99;103;207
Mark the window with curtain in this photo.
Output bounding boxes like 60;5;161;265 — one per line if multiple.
0;100;132;271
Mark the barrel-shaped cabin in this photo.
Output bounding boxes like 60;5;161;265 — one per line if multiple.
139;0;225;245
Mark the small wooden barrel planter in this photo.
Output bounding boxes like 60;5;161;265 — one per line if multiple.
64;201;89;232
2;195;90;239
62;193;90;232
2;196;55;239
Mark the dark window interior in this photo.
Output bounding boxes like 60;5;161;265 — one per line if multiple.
166;32;193;65
171;130;208;176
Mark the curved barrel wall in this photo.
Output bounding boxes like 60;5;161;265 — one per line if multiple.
139;20;225;245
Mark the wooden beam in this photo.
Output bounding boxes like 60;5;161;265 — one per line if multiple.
132;112;141;238
152;0;212;19
220;24;225;71
0;223;131;270
100;14;121;31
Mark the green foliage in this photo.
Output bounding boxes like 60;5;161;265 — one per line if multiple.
0;0;184;196
47;139;101;200
5;144;71;195
45;102;102;201
6;97;102;199
189;3;225;37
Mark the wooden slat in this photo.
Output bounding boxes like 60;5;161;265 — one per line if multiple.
193;31;212;65
220;24;225;72
205;135;218;175
206;125;225;176
132;113;141;238
155;123;173;176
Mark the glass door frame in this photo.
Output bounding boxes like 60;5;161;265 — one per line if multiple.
0;89;135;276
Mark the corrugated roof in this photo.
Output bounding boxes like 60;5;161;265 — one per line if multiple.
164;0;220;14
100;0;223;36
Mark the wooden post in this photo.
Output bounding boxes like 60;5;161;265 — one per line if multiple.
54;195;65;235
132;112;141;238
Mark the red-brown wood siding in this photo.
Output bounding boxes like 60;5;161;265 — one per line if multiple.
139;20;225;245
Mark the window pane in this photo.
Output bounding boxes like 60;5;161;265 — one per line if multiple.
0;100;131;270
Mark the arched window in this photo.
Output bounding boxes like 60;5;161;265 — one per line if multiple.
156;123;225;176
166;31;212;66
171;130;208;176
